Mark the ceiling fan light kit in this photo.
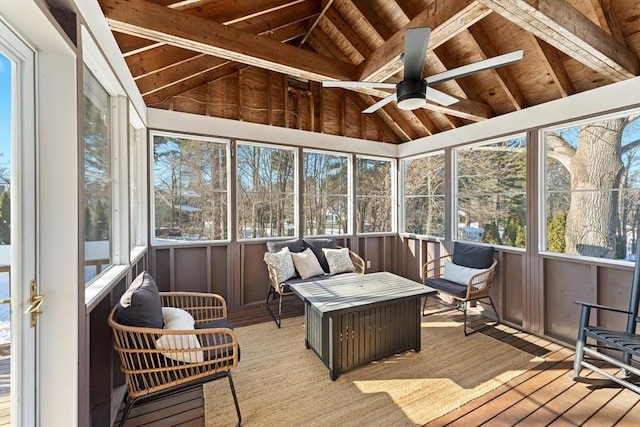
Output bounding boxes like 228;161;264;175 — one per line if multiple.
322;26;523;114
396;79;427;110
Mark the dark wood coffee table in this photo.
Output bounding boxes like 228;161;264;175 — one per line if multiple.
289;271;436;380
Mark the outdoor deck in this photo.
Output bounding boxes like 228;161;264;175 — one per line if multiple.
113;298;640;426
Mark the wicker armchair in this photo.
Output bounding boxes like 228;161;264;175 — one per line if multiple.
265;246;365;327
422;245;498;335
109;292;241;427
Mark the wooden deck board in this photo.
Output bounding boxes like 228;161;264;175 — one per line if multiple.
112;297;640;427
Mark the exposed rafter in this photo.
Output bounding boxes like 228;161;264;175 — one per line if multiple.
477;0;639;80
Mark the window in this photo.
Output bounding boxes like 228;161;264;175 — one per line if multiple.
402;153;445;237
543;111;640;260
129;121;146;252
236;142;296;239
83;66;113;284
153;133;229;242
456;136;526;247
303;150;350;235
356;156;394;233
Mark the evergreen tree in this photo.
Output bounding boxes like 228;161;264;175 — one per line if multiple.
547;211;567;253
482;222;502;245
0;191;10;244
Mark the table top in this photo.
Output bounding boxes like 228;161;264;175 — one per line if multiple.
289;271;436;314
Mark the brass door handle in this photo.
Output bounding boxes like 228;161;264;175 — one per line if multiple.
0;298;10;304
26;280;44;328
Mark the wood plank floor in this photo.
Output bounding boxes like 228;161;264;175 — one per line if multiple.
114;296;640;426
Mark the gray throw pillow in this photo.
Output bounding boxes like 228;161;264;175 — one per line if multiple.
266;238;303;253
117;271;164;328
452;242;494;269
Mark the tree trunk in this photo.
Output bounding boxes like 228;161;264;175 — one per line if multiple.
565;119;625;257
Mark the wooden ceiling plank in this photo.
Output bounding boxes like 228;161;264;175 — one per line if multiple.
394;0;433;20
529;35;575;98
381;104;420;140
127;46;200;78
299;0;335;47
189;0;309;25
358;0;491;82
467;25;527;110
307;30;353;63
410;109;437;135
317;17;364;64
101;0;358;82
144;62;248;106
590;0;627;47
334;0;385;49
476;0;639;80
349;0;395;41
113;32;159;56
324;7;372;58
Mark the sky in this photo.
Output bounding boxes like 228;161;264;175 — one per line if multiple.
0;53;10;176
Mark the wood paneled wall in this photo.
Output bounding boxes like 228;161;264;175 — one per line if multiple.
157;67;402;144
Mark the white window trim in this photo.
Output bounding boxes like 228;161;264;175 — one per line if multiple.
150;130;232;246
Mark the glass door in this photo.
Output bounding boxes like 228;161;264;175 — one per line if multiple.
0;21;37;426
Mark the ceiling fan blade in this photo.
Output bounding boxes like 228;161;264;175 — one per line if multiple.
403;27;431;80
425;88;458;106
363;93;397;114
426;50;523;86
322;81;396;90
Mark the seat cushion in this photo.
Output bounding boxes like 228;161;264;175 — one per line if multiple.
425;277;468;298
196;317;240;361
303;237;337;273
452;242;495;269
116;271;164;328
266;238;303;253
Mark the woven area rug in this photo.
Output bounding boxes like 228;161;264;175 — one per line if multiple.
203;315;542;426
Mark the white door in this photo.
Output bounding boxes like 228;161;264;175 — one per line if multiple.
0;20;37;427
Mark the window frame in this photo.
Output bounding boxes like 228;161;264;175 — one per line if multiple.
301;148;352;237
355;154;397;235
453;133;528;250
150;130;232;246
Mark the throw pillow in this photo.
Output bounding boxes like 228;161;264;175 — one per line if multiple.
290;248;325;279
266;238;303;253
323;247;356;275
263;247;296;283
451;242;495;269
155;307;204;364
304;237;337;273
442;261;489;287
117;271;164;328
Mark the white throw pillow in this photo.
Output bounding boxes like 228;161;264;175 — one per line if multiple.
155;307;204;364
263;247;296;283
291;248;325;279
442;261;489;288
323;247;356;275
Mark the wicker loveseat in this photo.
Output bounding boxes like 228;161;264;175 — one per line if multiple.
109;272;241;426
264;237;365;327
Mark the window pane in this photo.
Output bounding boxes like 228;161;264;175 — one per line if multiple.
303;151;349;235
83;66;112;284
236;143;295;239
456;136;527;247
153;134;228;242
403;153;445;236
129;124;139;249
356;157;393;233
544;113;640;260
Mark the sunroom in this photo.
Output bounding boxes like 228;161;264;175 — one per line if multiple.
1;0;640;426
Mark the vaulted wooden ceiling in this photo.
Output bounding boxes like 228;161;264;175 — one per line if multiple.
99;0;640;144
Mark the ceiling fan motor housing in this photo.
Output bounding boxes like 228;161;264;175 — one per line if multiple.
396;79;428;110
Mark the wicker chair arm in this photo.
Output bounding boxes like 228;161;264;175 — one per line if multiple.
265;262;288;295
463;259;498;299
160;292;227;324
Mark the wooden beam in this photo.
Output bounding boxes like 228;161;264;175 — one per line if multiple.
529;35;575;98
299;0;335;47
590;0;627;47
101;0;358;82
324;7;372;58
357;0;491;82
194;0;308;25
477;0;639;80
346;92;409;142
467;25;527;110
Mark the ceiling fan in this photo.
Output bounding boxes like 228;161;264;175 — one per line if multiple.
322;27;523;113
